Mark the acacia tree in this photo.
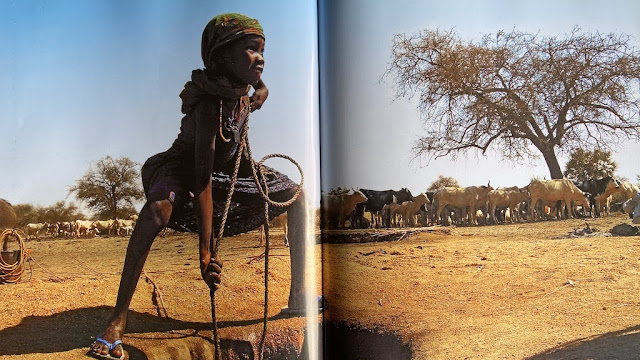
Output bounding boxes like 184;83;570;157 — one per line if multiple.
563;149;617;181
388;28;640;179
69;156;144;219
427;175;460;191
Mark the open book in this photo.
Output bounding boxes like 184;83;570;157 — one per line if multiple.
2;1;640;359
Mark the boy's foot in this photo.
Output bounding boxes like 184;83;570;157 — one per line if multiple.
88;332;124;360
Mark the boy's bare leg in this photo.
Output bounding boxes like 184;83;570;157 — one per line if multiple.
89;199;173;359
286;190;308;310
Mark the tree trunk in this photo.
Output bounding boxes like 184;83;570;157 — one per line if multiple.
541;146;564;179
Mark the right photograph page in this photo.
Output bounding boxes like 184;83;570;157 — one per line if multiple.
318;0;640;359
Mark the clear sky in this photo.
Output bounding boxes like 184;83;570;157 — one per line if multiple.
319;0;640;195
0;1;319;210
2;1;639;212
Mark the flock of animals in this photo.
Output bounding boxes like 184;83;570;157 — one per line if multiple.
322;177;640;229
22;217;137;239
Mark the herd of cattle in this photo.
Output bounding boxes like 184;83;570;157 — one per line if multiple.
23;217;138;239
322;177;640;229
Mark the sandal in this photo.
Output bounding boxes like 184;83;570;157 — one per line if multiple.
87;337;125;360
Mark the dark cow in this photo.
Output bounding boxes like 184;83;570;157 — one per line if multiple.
353;188;414;228
573;176;620;217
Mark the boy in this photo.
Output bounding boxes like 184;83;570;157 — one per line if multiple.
89;13;310;360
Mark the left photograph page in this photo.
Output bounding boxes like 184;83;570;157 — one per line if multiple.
0;1;322;359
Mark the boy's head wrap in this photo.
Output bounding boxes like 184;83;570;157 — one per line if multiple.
201;13;264;70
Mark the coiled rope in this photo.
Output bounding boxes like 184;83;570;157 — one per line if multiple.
211;99;304;360
0;229;28;284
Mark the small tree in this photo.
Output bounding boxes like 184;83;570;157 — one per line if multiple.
563;149;618;181
41;201;85;223
428;175;460;191
69;156;144;220
13;203;39;226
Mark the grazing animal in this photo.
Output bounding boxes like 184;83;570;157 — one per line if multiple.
322;189;368;229
393;193;430;227
603;181;640;202
112;219;136;236
434;183;493;226
356;188;413;228
92;220;116;236
527;179;590;221
381;196;400;228
573;176;620;217
75;220;98;238
487;187;529;224
25;223;48;239
597;181;640;215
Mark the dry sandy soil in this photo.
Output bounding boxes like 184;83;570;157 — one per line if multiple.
1;214;640;359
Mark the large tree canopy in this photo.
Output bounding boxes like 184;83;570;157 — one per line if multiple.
69;156;144;219
388;27;640;178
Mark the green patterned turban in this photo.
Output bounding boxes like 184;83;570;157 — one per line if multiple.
201;13;265;70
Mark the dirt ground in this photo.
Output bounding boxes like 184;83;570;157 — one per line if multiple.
0;228;321;359
1;214;639;359
323;214;640;359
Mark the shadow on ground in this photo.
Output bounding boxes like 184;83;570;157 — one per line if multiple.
526;325;640;360
0;306;274;357
323;322;412;360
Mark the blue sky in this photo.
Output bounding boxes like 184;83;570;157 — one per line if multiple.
319;0;640;194
2;0;639;212
0;1;319;209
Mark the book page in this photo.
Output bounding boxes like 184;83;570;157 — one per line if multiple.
0;1;322;359
319;0;640;358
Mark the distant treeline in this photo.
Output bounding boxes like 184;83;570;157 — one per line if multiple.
13;201;85;227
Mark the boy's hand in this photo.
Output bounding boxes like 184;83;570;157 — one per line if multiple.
200;255;223;290
250;81;268;112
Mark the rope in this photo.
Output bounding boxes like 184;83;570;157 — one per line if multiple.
211;99;304;360
143;270;169;318
0;229;28;284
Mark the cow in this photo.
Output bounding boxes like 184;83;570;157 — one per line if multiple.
381;196;400;228
393;193;430;227
434;183;493;226
597;181;640;215
487;187;530;224
25;223;48;239
603;181;640;202
322;189;368;229
75;220;98;238
573;176;620;217
92;220;116;236
57;221;74;238
45;222;59;237
355;188;413;228
112;219;136;236
527;179;590;221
